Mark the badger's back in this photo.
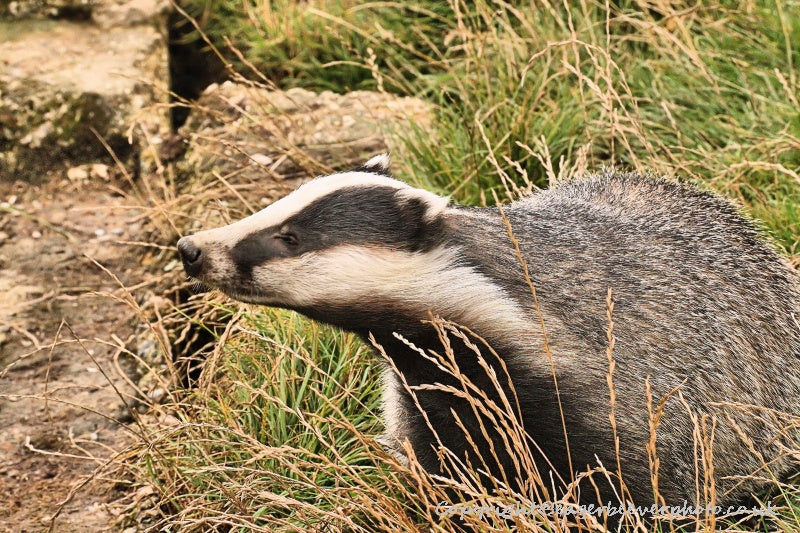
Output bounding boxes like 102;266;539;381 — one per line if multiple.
475;171;800;505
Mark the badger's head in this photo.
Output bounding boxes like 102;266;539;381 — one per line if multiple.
177;155;456;326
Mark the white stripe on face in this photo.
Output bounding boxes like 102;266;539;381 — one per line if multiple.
187;171;449;249
246;244;535;346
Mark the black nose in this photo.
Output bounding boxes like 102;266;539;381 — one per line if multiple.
177;237;204;277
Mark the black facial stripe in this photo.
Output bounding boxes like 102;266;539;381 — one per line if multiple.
229;186;445;278
230;226;295;278
285;186;443;251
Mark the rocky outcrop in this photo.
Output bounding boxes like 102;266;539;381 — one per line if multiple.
177;82;432;201
0;0;170;182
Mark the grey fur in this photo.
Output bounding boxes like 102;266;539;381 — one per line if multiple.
178;164;800;511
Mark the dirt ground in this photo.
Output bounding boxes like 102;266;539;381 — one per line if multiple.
0;174;149;532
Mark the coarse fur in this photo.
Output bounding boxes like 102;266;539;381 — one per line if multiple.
178;155;800;513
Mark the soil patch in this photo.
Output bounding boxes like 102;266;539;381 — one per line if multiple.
0;176;147;532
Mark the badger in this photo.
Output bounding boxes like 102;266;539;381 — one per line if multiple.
177;154;800;515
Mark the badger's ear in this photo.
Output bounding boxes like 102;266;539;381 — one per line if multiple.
352;153;391;176
396;187;450;221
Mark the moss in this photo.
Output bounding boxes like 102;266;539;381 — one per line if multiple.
0;83;133;182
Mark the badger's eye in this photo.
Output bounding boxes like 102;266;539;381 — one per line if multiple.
274;232;299;246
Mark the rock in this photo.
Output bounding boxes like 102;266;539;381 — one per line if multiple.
93;0;170;28
66;163;112;184
1;1;97;20
147;387;166;404
0;3;170;183
66;166;90;182
1;0;169;24
136;337;158;363
91;163;110;180
250;153;273;167
176;82;432;199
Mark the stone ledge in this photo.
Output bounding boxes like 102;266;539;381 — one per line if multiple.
177;82;432;194
0;8;169;182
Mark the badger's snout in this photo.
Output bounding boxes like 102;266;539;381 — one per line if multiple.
177;237;204;277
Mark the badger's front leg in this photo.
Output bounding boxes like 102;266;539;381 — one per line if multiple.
375;432;409;466
377;367;411;466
